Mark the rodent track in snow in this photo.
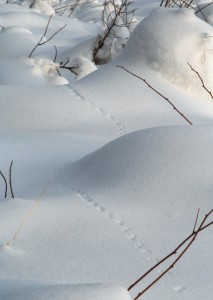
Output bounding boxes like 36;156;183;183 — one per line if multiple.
57;174;160;265
67;85;126;136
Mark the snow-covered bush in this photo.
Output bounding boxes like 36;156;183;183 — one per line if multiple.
18;0;59;15
93;0;137;64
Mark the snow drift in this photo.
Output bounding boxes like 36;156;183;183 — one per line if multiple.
121;7;213;96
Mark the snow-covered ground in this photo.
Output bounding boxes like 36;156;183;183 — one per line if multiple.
0;1;212;299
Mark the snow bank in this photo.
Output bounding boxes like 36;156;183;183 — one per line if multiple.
122;7;213;97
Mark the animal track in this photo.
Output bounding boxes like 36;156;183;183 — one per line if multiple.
67;85;127;136
57;174;159;265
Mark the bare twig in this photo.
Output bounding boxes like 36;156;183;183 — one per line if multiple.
117;65;193;125
0;170;7;198
187;63;213;99
29;14;67;58
195;3;212;16
53;45;58;62
9;160;14;198
128;211;213;292
193;208;200;233
129;209;213;300
196;3;208;22
59;59;79;75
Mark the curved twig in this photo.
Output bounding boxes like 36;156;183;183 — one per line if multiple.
117;65;193;125
0;170;7;198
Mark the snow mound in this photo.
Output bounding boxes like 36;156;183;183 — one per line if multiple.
60;126;212;250
0;281;131;300
72;56;97;80
122;8;213;97
61;125;213;197
0;27;35;59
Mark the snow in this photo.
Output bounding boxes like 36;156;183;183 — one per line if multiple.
0;1;212;300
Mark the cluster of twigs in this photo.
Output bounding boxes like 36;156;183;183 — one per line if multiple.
59;58;79;75
0;161;15;199
160;0;212;25
128;209;213;299
160;0;195;7
93;0;137;64
54;0;95;17
117;65;193;125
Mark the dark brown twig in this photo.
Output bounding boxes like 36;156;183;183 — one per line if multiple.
195;3;212;16
0;170;7;198
59;59;79;76
9;160;14;198
130;209;213;300
29;14;67;58
187;63;213;99
117;65;193;125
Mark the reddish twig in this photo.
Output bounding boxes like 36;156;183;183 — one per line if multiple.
117;65;193;125
193;208;200;233
129;209;213;300
128;210;212;293
187;63;213;99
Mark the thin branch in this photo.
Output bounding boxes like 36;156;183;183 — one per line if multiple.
40;24;67;45
193;208;200;233
29;14;67;58
195;3;212;16
59;64;79;76
196;3;208;22
53;45;58;62
9;160;14;198
131;209;213;300
128;209;213;292
0;170;7;198
187;63;213;99
117;65;193;125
